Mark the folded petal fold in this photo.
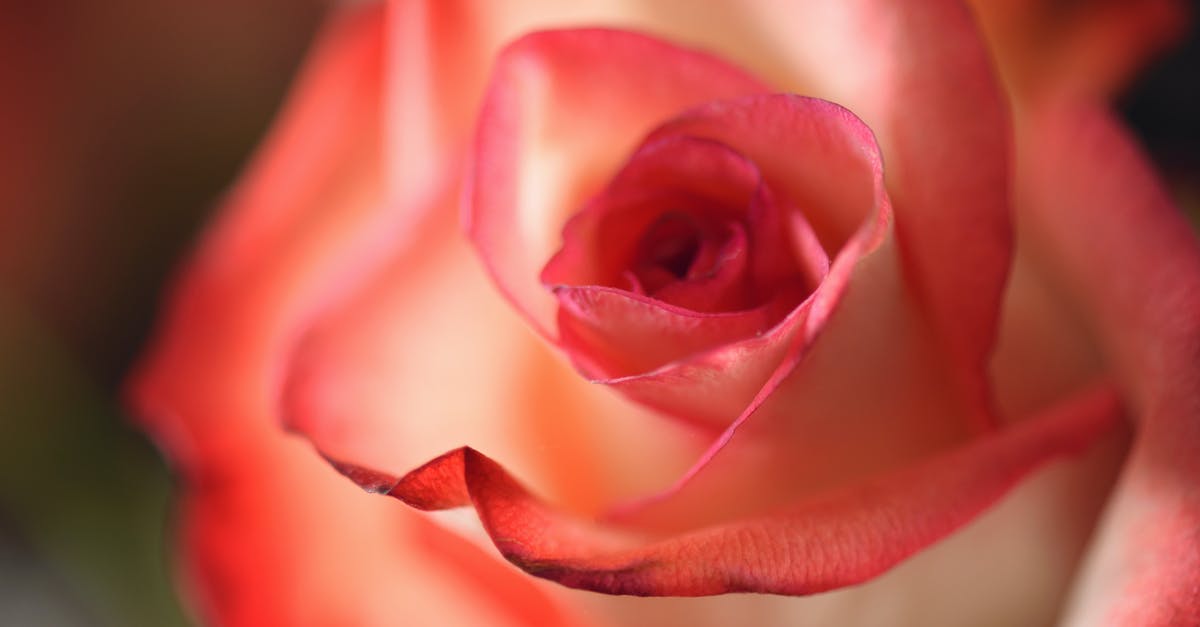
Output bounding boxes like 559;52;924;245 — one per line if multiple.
330;384;1119;596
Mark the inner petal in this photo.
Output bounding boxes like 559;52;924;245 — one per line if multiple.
540;135;765;292
542;132;836;378
650;221;753;313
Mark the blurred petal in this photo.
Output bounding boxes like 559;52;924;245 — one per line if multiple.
1017;103;1200;626
970;0;1190;97
181;437;583;627
129;6;583;624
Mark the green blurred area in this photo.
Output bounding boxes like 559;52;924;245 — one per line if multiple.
0;4;1194;626
0;294;185;626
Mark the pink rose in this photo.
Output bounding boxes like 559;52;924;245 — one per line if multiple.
129;1;1198;625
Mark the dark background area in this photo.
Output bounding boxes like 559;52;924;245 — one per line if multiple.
0;3;1195;625
0;3;327;624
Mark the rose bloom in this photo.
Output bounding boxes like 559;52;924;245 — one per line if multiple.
128;1;1198;626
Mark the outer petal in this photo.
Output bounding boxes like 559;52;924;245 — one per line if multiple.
334;384;1118;596
969;0;1189;98
180;434;583;626
1016;103;1200;626
128;6;582;625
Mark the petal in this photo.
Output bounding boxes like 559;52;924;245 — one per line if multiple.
543;135;813;379
556;410;1126;626
591;95;920;525
282;186;707;517
128;6;584;625
605;233;959;531
336;383;1118;596
726;0;1016;430
579;93;890;436
179;435;583;627
1016;103;1200;627
554;285;790;380
848;0;1014;430
540;135;769;295
969;0;1190;97
465;28;771;338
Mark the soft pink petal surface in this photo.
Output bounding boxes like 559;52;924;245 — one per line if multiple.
688;0;1016;431
128;6;584;625
1016;102;1200;627
969;0;1190;97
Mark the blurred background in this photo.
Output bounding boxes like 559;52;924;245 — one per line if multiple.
0;2;1195;625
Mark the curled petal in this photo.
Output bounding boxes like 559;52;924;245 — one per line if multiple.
543;135;818;379
333;384;1119;596
553;285;793;381
576;94;891;433
178;437;583;627
588;94;895;514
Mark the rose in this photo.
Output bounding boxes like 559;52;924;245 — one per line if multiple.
128;1;1197;625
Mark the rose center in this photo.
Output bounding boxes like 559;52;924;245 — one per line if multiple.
639;212;703;279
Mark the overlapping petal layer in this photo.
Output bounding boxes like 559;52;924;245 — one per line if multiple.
128;6;584;625
466;29;772;338
969;0;1189;97
331;384;1118;595
1016;103;1200;627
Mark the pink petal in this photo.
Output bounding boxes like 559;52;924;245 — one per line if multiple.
465;28;771;339
335;383;1118;596
848;0;1014;431
605;233;961;530
969;0;1190;97
725;0;1015;431
1016;103;1200;627
177;434;584;626
553;284;793;380
588;94;890;435
282;186;706;517
127;6;585;625
540;135;775;300
542;134;813;379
